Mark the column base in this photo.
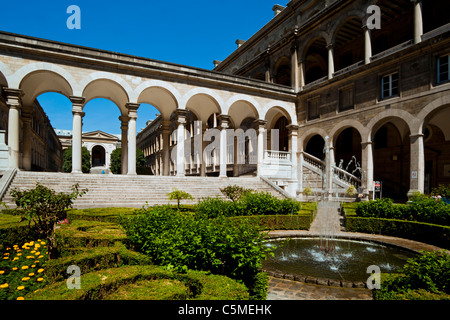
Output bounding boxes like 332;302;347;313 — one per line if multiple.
71;170;83;174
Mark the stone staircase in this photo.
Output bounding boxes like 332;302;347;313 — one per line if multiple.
0;171;285;209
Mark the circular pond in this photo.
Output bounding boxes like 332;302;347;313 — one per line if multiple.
262;237;418;282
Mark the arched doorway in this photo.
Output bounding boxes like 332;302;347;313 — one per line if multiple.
92;145;106;167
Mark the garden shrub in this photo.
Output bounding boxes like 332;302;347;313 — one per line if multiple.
374;251;450;300
355;195;450;226
345;216;450;249
121;205;272;299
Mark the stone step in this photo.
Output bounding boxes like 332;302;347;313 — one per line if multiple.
1;171;285;208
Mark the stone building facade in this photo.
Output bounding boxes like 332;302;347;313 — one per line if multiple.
214;0;450;200
0;0;449;200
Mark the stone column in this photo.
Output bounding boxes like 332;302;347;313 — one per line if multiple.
218;115;231;178
412;0;423;44
5;89;23;169
126;103;139;175
327;43;335;80
253;120;267;177
70;96;85;174
408;133;425;195
175;109;188;177
299;58;305;91
161;120;171;176
287;124;300;197
119;115;129;175
21;108;33;171
291;42;300;92
361;141;374;199
326;146;335;196
363;25;372;65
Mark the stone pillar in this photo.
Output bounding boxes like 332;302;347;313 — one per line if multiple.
408;133;425;195
363;25;372;65
4;89;22;169
253;120;267;177
161;120;171;176
361;141;374;199
126;103;139;175
21;108;33;171
119;115;129;175
327;146;335;195
218;115;231;178
327;43;335;80
299;58;305;91
412;0;423;44
291;42;300;92
264;50;271;83
70;96;85;174
287;124;300;197
175;109;188;177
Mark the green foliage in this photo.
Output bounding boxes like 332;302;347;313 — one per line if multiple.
109;148;147;175
374;251;450;300
345;185;357;197
121;205;272;299
62;146;92;173
345;216;450;249
167;188;194;210
302;187;313;197
196;191;301;219
431;184;450;198
356;195;450;226
220;185;253;202
10;183;88;258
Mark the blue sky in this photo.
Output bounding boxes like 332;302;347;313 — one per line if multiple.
0;0;283;134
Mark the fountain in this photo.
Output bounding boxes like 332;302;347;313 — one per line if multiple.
262;139;418;286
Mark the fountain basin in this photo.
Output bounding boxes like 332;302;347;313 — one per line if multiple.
262;237;418;286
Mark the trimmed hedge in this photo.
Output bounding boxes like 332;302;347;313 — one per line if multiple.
345;216;450;249
0;214;39;249
229;214;313;231
26;265;249;300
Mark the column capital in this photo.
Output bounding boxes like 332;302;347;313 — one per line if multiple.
174;109;188;125
217;114;231;128
126;103;139;119
326;42;334;50
253;119;267;130
69;96;85;106
286;124;300;132
4;88;23;108
410;133;425;139
119;115;130;123
361;141;373;147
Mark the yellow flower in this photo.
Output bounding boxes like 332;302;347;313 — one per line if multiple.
12;257;19;261
40;242;45;245
37;278;44;282
0;270;4;275
3;256;8;260
17;297;24;300
30;250;36;254
29;241;34;246
21;277;30;281
26;256;34;259
17;253;22;256
35;244;41;248
3;252;9;256
31;265;36;268
37;268;44;273
17;286;25;290
28;273;35;277
38;255;44;259
12;267;18;271
0;283;8;289
21;266;29;270
35;252;41;256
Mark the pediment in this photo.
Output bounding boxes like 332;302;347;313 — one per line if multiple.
82;130;120;142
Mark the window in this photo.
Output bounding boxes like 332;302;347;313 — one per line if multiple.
307;97;320;121
438;55;450;84
381;72;399;99
339;85;354;112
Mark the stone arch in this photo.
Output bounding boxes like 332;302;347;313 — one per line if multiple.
0;61;12;87
273;56;291;86
226;95;260;129
18;69;75;106
299;127;329;150
135;81;180;121
366;109;418;141
183;89;224;123
416;94;450;135
11;62;77;93
299;31;331;60
261;101;296;127
330;10;365;45
329;119;368;145
81;74;132;115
